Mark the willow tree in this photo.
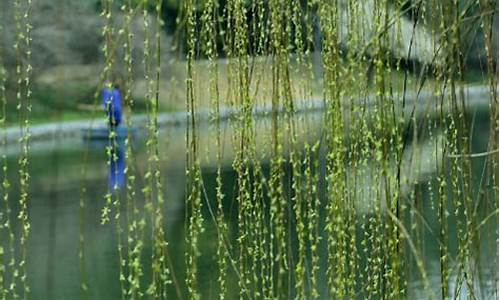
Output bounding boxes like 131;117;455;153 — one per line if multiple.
0;0;497;299
63;0;500;298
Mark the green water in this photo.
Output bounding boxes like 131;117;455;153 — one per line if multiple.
2;110;497;299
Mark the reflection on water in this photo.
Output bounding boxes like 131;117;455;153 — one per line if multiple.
2;111;498;299
108;142;125;191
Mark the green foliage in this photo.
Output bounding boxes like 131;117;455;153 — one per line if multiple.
0;0;497;299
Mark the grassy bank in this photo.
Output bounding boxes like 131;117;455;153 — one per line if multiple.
3;55;489;126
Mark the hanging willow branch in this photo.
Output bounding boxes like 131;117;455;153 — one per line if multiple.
0;0;494;299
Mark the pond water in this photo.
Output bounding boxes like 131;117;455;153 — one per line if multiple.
2;107;498;299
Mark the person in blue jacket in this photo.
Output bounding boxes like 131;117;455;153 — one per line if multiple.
101;83;123;128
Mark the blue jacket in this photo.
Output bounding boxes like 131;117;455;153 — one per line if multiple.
102;88;122;125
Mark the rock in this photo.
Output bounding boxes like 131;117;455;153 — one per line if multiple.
335;0;439;65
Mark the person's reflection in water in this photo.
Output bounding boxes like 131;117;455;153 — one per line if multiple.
109;142;125;191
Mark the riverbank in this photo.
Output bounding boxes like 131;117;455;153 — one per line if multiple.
1;85;492;145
